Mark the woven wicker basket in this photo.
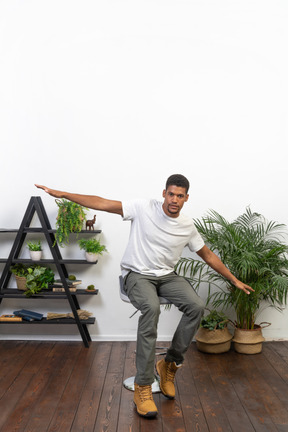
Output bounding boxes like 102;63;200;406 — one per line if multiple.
15;275;27;291
233;326;266;354
196;327;233;354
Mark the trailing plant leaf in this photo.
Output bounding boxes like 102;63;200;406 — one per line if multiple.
10;264;55;297
54;199;87;247
10;264;28;277
25;266;55;297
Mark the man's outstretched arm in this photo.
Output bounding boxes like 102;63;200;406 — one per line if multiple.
196;245;254;295
35;184;123;216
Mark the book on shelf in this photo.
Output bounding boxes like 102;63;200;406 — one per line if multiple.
0;314;22;322
52;287;77;292
13;309;43;321
54;279;82;286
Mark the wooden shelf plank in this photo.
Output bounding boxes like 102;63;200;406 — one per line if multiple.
9;259;98;265
0;228;102;234
0;317;96;324
0;288;99;298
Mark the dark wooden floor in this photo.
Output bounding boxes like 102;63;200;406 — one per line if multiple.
0;340;288;432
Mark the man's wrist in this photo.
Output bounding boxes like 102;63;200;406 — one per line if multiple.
228;277;238;286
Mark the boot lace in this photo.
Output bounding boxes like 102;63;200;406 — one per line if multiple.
137;385;153;402
166;363;177;382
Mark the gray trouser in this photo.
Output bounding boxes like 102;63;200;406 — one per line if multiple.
123;271;205;386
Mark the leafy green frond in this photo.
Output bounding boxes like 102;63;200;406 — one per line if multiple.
54;199;87;247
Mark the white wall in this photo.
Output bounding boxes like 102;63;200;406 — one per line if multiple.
0;0;287;341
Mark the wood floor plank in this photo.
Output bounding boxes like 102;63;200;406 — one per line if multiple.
250;347;288;409
176;352;209;432
235;352;288;431
71;342;113;432
221;350;279;432
46;342;99;432
117;341;140;432
140;393;162;432
0;342;53;431
107;341;127;374
1;342;78;432
204;352;255;432
0;341;40;400
93;342;127;432
0;340;27;361
93;372;124;432
262;343;288;384
160;399;186;432
187;344;233;432
268;341;288;364
23;342;85;432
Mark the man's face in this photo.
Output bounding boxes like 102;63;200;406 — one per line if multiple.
162;185;189;218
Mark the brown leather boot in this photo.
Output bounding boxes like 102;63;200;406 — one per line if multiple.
133;383;158;418
156;359;182;399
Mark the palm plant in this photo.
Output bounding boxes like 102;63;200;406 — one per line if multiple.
176;208;288;329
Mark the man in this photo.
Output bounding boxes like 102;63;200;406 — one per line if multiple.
35;175;253;418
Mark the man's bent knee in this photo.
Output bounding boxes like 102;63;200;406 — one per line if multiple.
141;302;161;319
185;298;205;319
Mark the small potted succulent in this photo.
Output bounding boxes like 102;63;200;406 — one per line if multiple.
86;284;96;292
78;238;107;262
27;240;42;261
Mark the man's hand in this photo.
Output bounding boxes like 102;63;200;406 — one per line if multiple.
232;280;254;295
35;184;64;199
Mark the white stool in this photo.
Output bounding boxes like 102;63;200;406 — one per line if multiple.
119;275;171;392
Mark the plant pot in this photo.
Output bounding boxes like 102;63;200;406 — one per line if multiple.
85;252;98;263
195;327;233;354
232;325;267;354
15;275;27;291
29;250;42;261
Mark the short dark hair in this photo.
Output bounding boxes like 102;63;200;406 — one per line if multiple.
165;174;190;193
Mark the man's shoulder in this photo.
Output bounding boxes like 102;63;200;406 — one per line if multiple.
122;198;160;219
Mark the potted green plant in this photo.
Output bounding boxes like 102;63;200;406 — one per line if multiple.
10;264;55;297
176;208;288;354
195;310;233;353
27;240;42;261
54;199;87;247
78;238;107;262
24;265;55;297
86;284;96;292
10;264;29;291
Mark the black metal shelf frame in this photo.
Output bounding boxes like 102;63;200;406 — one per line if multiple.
0;196;101;347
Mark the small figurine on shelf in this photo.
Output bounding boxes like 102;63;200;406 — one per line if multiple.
86;215;96;230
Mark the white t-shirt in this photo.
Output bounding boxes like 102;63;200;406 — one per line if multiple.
120;199;205;277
